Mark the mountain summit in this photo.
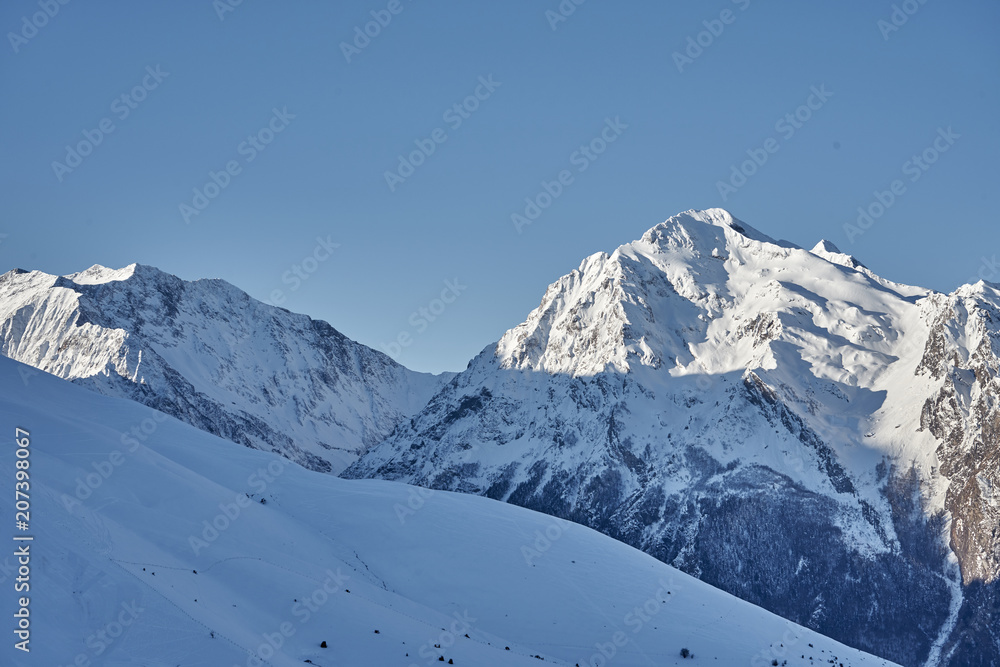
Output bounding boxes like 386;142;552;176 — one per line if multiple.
347;208;999;666
1;209;996;665
0;263;450;473
496;208;924;379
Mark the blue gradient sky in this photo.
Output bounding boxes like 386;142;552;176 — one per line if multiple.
2;1;998;373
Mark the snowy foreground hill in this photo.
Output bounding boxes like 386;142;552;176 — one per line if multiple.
347;210;1000;666
1;208;997;665
0;354;894;667
0;263;450;474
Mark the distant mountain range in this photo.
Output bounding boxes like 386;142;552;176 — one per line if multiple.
0;262;450;474
0;352;896;666
2;209;996;665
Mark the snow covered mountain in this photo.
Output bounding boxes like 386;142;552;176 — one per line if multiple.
0;354;897;667
0;263;450;474
346;209;1000;666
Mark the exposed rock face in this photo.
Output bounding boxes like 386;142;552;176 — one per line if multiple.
0;264;450;474
917;287;1000;587
915;287;1000;665
346;210;999;665
3;209;996;664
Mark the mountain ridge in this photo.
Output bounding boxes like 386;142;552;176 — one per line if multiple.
346;208;998;666
0;262;452;474
0;352;898;667
1;208;997;664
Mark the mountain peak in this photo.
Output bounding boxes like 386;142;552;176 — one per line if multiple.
810;239;868;271
0;261;451;473
812;239;841;254
496;209;782;376
633;209;799;264
66;263;140;284
494;209;929;378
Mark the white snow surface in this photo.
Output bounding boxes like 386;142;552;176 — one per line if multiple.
357;210;954;549
0;264;450;474
0;354;896;667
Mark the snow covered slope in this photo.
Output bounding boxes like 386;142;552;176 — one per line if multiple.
347;209;1000;666
0;354;895;667
0;263;450;474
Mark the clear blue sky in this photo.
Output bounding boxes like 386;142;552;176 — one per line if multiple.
1;0;997;373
